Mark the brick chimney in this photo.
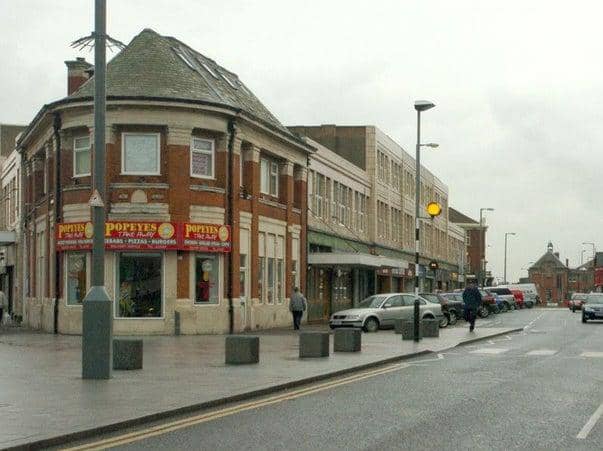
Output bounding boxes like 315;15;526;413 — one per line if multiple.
65;57;93;95
566;258;569;267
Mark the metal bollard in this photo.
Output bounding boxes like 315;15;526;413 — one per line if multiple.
414;298;421;342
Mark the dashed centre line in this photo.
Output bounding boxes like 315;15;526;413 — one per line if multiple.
526;350;557;356
580;352;603;358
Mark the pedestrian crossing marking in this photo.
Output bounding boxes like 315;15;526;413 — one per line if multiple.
581;352;603;358
470;348;509;355
526;350;557;356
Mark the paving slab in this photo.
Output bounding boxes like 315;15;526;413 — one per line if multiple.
0;325;520;450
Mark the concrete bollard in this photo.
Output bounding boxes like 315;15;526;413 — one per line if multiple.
225;336;259;364
394;319;404;334
422;319;440;338
113;339;143;370
401;320;421;340
334;328;361;352
299;332;330;358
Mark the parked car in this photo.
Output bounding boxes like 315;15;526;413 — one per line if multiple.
442;292;490;320
523;293;537;308
510;289;525;309
487;287;517;311
569;293;588;312
487;291;507;313
421;292;460;327
479;289;498;315
582;294;603;322
329;293;444;332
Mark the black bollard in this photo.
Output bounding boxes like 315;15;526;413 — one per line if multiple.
413;298;421;342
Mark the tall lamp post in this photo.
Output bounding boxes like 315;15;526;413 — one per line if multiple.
581;249;587;266
82;0;112;379
413;100;437;342
479;207;494;287
504;232;517;284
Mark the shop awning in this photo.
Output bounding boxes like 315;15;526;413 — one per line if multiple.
308;252;409;270
0;231;16;245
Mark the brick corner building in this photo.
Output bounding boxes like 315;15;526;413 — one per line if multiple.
17;28;313;334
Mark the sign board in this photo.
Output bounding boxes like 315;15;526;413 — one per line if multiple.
105;221;178;250
180;223;231;253
55;222;231;253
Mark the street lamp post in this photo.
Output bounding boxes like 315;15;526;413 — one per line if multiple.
581;249;587;266
504;232;517;284
82;0;113;379
479;207;494;287
413;100;436;342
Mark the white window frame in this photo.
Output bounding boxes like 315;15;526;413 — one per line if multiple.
270;161;279;197
73;136;91;177
121;132;161;176
190;137;215;179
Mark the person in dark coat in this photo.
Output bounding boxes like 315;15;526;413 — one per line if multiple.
462;282;482;332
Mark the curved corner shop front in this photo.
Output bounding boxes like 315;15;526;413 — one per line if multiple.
57;220;232;335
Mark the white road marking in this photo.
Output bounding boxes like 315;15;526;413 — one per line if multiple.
526;350;557;356
488;340;495;344
581;352;603;358
470;348;509;355
577;402;603;439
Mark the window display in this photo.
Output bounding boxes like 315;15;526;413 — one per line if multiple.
116;253;162;317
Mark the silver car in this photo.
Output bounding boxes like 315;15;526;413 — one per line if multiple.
329;293;444;333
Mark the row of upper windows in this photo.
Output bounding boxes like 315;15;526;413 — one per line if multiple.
71;132;283;198
72;133;215;179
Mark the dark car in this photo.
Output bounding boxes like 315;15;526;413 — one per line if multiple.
421;293;461;327
582;294;603;322
441;292;468;321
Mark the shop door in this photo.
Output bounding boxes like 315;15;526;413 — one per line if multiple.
307;268;331;322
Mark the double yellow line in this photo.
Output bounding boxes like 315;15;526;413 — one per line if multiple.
62;363;407;451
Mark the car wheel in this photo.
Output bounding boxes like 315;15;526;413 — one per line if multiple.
502;302;509;312
478;306;489;318
572;306;576;313
582;314;587;323
329;325;336;330
449;310;458;325
493;305;500;314
363;317;379;333
439;314;449;328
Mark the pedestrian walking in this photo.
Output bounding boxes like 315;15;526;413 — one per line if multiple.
289;287;307;330
462;282;482;332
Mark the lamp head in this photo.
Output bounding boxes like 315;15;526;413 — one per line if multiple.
414;100;436;112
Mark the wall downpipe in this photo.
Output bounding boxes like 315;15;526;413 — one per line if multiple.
52;112;62;334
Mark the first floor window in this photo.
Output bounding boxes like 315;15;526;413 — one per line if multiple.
195;254;219;304
67;252;87;305
73;136;91;177
122;133;160;175
260;157;279;196
191;137;214;178
117;252;162;317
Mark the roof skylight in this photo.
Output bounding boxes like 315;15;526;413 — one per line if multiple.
172;47;195;70
220;71;238;89
196;57;219;79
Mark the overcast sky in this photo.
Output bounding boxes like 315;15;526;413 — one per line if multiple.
2;0;603;283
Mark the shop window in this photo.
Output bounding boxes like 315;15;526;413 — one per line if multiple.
191;137;214;179
194;254;219;304
277;258;284;303
267;257;275;304
73;136;91;177
258;256;264;302
116;253;162;317
66;252;87;305
121;133;160;175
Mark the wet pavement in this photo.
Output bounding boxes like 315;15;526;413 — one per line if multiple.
0;322;522;449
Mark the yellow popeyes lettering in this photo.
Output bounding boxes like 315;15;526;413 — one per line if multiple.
184;224;218;237
105;222;158;235
59;223;86;235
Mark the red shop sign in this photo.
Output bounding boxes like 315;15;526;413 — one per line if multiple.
179;223;231;253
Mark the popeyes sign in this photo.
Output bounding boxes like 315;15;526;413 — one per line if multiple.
56;221;231;252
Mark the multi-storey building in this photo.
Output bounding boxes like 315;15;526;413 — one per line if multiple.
0;124;25;319
17;29;312;335
290;125;466;320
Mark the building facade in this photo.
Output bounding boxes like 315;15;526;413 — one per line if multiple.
0;125;25;320
529;242;568;303
17;29;311;335
291;125;466;320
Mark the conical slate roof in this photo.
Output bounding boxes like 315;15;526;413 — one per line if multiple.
69;28;290;136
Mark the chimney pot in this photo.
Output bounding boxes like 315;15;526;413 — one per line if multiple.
65;57;93;95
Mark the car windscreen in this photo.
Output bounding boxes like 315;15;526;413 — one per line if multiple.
358;295;387;308
491;288;512;295
585;295;603;304
572;294;587;300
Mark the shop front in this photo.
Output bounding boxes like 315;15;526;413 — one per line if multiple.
57;221;230;334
